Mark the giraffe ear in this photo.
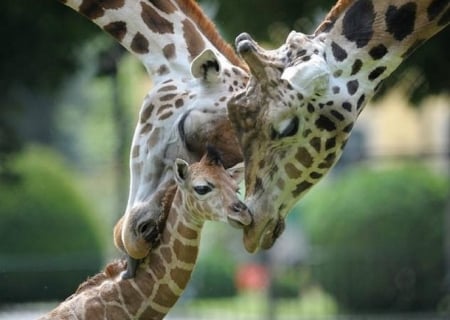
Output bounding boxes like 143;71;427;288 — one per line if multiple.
174;158;189;185
227;162;245;185
281;56;330;99
191;49;221;82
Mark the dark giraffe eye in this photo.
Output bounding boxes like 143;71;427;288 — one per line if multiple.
194;185;213;195
271;116;299;139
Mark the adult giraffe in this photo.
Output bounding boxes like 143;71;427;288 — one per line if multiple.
60;0;249;260
60;0;449;255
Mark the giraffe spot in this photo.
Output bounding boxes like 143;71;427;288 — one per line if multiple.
331;41;348;62
385;3;417;41
175;99;184;108
148;128;161;148
140;104;154;123
325;137;336;150
427;0;447;21
292;181;313;198
332;86;340;94
153;284;179;308
150;0;177;14
346;80;359;95
302;55;311;62
357;94;366;111
285;163;303;179
368;66;387;81
141;2;174;34
131;32;149;54
170;267;192;293
158;85;177;92
158;64;170;76
343;122;354;133
318;152;336;169
296;49;307;57
163;43;176;60
101;0;125;9
160;247;173;264
369;44;388;60
331;110;345;121
316;115;336;132
79;0;104;19
177;222;198;240
310;137;322;152
333;69;343;78
295;147;313;168
342;102;352;112
104;304;130;318
103;21;127;42
307;103;315;113
350;59;362;75
183;19;206;61
310;172;323;180
160;93;177;102
342;0;375;48
173;238;198;264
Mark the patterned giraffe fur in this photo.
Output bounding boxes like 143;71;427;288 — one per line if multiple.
59;0;449;255
60;0;250;259
39;149;250;319
228;0;449;252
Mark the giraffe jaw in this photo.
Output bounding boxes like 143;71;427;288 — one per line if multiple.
243;217;286;253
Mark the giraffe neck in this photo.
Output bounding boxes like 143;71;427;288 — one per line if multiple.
39;187;204;320
60;0;246;79
130;188;203;319
319;0;449;113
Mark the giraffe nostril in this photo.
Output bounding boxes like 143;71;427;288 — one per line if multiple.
232;202;247;212
137;221;158;243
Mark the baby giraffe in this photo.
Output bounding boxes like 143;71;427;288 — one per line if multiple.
39;147;251;320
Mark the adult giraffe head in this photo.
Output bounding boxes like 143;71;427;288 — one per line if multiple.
228;0;449;252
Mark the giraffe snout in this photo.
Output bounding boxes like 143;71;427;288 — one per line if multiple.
228;201;253;228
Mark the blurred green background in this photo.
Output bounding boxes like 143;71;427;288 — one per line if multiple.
0;0;449;318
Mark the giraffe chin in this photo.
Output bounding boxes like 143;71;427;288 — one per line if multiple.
243;218;285;253
123;236;151;260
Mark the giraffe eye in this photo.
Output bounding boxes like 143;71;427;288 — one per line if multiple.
194;185;213;195
271;116;299;139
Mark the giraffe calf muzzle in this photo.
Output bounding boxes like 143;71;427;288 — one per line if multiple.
227;201;253;228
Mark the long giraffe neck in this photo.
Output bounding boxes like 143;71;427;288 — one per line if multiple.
60;0;246;78
39;186;203;320
319;0;449;110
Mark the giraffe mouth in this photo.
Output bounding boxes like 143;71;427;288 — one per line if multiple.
243;217;285;253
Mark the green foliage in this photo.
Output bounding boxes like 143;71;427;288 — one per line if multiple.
300;165;449;312
0;146;104;303
191;248;238;298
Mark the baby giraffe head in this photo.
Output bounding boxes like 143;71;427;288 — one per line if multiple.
115;146;252;259
173;146;252;227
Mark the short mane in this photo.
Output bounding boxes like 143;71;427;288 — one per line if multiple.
314;0;355;35
175;0;249;71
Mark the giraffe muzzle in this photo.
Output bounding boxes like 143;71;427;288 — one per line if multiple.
227;201;253;228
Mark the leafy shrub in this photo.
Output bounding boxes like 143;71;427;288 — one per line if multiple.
300;165;449;313
191;248;238;298
0;146;104;303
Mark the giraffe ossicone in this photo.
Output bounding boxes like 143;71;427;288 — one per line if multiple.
40;147;251;319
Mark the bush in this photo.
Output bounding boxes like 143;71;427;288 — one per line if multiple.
0;146;104;303
191;248;238;298
300;165;449;313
